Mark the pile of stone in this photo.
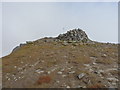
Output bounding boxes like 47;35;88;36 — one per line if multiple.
56;28;91;43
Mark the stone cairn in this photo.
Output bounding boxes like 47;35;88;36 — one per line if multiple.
56;28;91;43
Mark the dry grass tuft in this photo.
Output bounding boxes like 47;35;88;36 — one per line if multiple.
37;76;51;85
96;58;113;65
74;55;91;64
88;83;105;88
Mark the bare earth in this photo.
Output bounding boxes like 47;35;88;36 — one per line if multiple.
2;39;119;88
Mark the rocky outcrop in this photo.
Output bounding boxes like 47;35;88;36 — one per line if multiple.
56;28;91;43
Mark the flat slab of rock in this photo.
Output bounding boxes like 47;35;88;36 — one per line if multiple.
77;73;86;80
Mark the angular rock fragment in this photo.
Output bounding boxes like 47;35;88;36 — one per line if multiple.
77;73;86;80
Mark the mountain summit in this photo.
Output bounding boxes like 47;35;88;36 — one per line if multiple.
56;29;91;43
2;28;118;88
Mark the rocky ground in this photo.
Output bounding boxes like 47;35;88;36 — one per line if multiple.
2;29;119;88
2;40;118;88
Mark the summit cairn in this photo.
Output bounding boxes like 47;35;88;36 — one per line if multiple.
56;28;91;43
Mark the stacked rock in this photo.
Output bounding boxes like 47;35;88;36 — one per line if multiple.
56;28;91;43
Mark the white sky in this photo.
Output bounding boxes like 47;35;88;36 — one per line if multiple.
1;0;119;2
1;2;118;57
0;2;2;58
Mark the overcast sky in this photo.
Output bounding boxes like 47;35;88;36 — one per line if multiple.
1;2;118;57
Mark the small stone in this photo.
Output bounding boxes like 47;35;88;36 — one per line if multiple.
101;54;107;57
71;66;73;69
72;43;78;46
68;67;71;70
99;74;102;77
84;64;90;67
21;72;23;74
21;61;23;64
24;69;26;71
51;68;56;72
112;83;116;86
47;71;51;74
83;86;86;88
101;77;104;79
62;75;67;77
41;60;44;63
7;78;10;81
15;79;17;81
25;64;28;66
12;74;15;77
6;76;8;79
99;70;104;74
40;71;44;73
62;42;68;46
77;73;85;80
66;62;68;64
66;86;70;88
34;61;40;66
56;81;60;83
35;69;44;74
107;78;118;82
92;62;97;65
77;85;83;88
94;71;99;74
118;68;120;70
103;54;107;57
90;56;97;60
13;77;16;79
14;66;17;68
68;71;75;74
61;69;64;71
21;76;24;79
6;73;10;75
89;69;94;72
18;68;22;70
106;68;118;71
55;65;58;67
57;71;62;75
63;56;67;58
31;65;34;67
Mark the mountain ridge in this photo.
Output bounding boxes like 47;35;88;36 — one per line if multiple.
12;28;94;53
2;29;118;88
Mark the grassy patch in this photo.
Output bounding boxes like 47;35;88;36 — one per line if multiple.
74;55;91;64
96;58;113;65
